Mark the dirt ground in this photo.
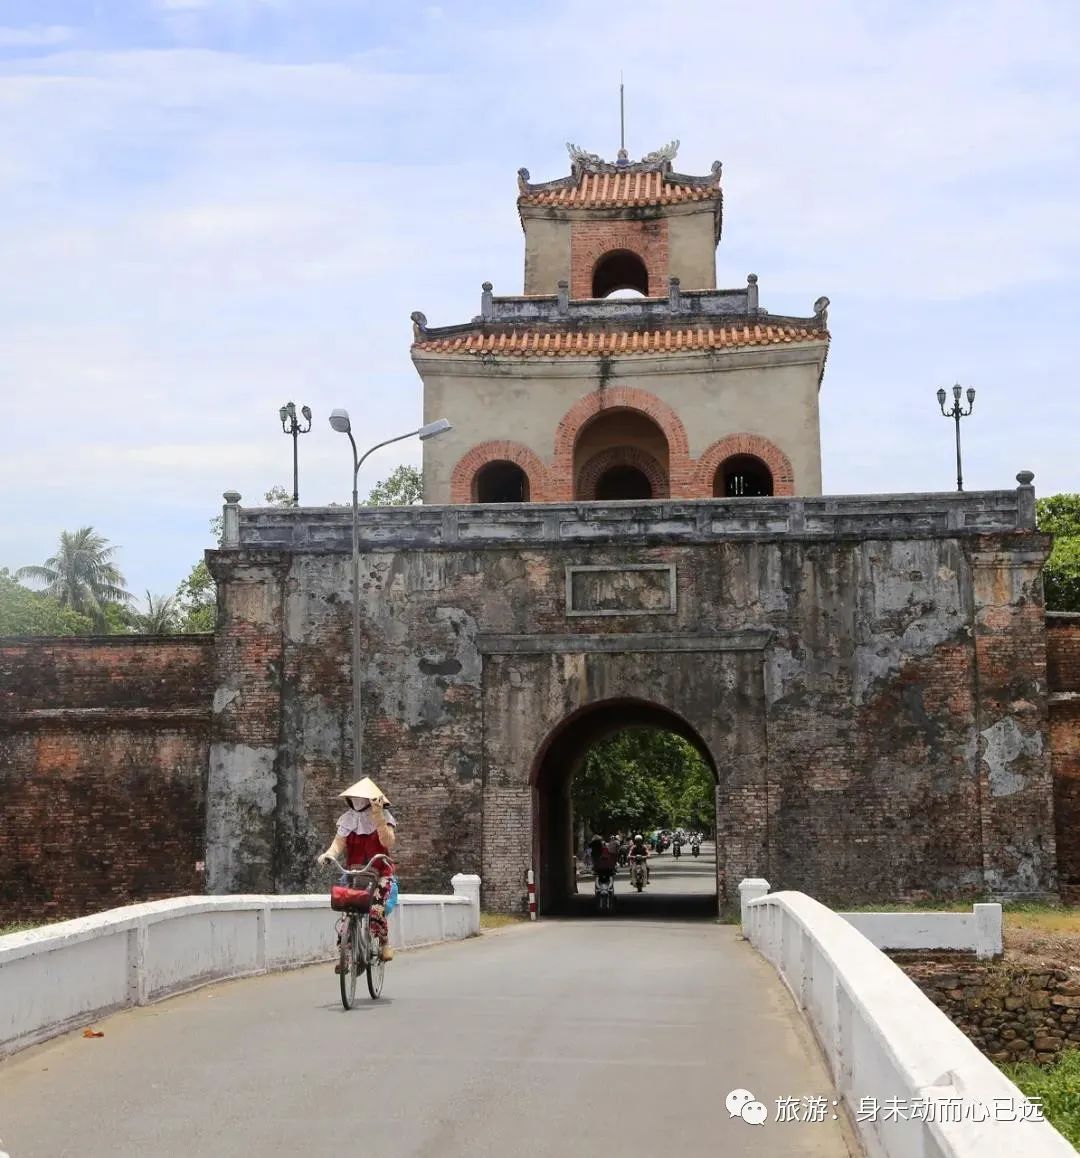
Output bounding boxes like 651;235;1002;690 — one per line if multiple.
1002;911;1080;971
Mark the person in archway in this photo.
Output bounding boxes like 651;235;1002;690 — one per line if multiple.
629;833;651;885
317;776;397;963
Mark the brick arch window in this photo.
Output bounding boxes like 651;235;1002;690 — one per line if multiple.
716;454;772;497
450;441;548;504
570;220;669;299
577;446;669;500
696;434;795;497
552;387;691;502
592;249;649;298
476;460;530;503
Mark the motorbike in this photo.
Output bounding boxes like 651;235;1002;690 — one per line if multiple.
672;840;682;859
629;855;648;892
617;845;629;867
595;872;615;914
691;841;700;857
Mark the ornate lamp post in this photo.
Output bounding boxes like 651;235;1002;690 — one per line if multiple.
937;383;975;492
329;410;452;780
279;401;312;505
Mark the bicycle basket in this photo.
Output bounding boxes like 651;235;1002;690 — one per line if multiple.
330;884;372;913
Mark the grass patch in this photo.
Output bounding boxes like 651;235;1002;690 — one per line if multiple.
999;1048;1080;1147
480;912;528;930
0;920;41;936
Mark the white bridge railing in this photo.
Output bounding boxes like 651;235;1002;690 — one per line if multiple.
0;875;480;1058
739;881;1074;1158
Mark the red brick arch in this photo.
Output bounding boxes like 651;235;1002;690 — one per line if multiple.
576;446;669;500
551;387;692;501
450;440;549;504
696;434;795;497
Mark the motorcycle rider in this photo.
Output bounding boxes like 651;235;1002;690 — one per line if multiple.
628;833;651;885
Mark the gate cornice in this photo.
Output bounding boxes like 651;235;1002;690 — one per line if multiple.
475;630;772;654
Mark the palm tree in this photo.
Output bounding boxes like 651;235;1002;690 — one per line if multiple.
137;591;181;634
16;527;131;628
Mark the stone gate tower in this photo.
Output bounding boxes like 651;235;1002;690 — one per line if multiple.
412;140;830;505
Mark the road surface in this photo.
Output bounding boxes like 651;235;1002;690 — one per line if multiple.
569;839;720;916
0;917;858;1157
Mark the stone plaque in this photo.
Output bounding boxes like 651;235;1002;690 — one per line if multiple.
565;564;677;617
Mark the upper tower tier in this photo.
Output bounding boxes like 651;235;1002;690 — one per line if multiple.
516;141;723;296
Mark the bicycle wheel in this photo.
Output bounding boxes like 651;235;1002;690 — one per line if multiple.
365;916;385;999
339;915;358;1010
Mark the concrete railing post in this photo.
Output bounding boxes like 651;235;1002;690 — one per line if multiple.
481;281;494;320
126;921;149;1006
1016;470;1036;530
738;877;770;939
221;491;241;548
974;902;1003;960
452;873;482;936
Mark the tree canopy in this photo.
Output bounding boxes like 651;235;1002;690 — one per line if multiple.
15;527;131;630
1037;494;1080;613
0;568;94;636
571;727;715;836
364;464;422;507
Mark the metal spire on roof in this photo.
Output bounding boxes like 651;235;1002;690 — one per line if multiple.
617;73;628;166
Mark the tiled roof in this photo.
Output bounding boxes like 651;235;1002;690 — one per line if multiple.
518;170;719;209
413;324;827;358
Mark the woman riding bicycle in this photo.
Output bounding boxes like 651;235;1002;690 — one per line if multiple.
317;776;397;962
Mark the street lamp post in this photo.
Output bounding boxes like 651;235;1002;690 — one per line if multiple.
937;383;976;492
279;402;313;505
329;410;452;781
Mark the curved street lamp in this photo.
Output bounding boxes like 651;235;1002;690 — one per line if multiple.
936;384;975;492
330;410;453;780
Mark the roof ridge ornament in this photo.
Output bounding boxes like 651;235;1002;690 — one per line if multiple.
564;139;681;174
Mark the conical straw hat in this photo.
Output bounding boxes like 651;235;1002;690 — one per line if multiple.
337;776;390;805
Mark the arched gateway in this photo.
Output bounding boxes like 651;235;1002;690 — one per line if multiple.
530;698;718;914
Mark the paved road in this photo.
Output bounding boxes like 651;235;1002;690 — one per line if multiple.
568;840;719;917
0;918;857;1157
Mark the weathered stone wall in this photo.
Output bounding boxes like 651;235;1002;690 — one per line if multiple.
1048;613;1080;902
207;483;1057;913
0;636;213;923
899;958;1080;1065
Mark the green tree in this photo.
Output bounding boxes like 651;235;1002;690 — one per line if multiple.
15;527;131;629
365;464;422;507
1037;494;1080;612
0;568;94;636
136;591;181;634
176;561;217;633
572;728;714;835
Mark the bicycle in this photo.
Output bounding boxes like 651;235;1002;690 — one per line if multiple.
324;853;392;1009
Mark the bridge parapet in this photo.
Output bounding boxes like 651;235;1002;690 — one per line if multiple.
742;886;1073;1157
222;481;1035;554
0;876;480;1058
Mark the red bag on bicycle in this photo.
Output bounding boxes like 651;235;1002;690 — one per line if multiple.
330;885;372;912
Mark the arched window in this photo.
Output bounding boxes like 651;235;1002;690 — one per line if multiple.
474;460;530;503
595;465;652;501
714;454;773;498
591;250;649;298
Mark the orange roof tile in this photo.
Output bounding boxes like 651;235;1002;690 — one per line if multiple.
518;170;718;209
414;324;827;358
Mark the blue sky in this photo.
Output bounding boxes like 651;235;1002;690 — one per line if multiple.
2;0;1079;603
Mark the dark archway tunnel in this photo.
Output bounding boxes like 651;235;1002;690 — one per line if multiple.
531;698;719;920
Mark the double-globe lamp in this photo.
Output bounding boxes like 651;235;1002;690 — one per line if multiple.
330;409;452;781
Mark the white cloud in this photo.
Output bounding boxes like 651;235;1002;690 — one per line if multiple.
0;25;73;46
2;0;1079;595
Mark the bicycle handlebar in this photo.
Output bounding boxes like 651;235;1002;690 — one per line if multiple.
321;853;392;879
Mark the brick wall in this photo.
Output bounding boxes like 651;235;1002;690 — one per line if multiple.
1048;613;1080;901
208;512;1057;914
569;218;669;299
0;636;213;923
